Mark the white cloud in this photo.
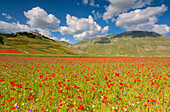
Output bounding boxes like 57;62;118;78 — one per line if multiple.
2;13;12;20
101;26;109;34
23;7;60;40
153;24;170;35
24;6;60;31
90;0;95;7
116;4;170;34
60;37;70;43
92;10;102;19
103;0;153;20
83;0;88;5
37;28;58;40
0;21;33;33
59;14;102;40
0;7;60;40
83;0;99;7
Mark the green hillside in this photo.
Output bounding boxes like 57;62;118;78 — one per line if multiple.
56;41;72;46
70;31;170;57
0;32;80;55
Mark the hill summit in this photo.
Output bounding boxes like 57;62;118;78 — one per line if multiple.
112;31;161;38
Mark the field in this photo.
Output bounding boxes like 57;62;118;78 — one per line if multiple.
0;56;169;111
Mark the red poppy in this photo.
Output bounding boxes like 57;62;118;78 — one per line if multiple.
30;94;34;98
59;90;62;93
8;97;15;101
70;104;74;107
78;105;84;110
10;106;16;110
78;96;81;99
1;103;5;106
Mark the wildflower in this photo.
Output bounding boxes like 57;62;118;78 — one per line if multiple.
59;103;62;106
50;97;53;100
78;96;81;99
10;106;16;110
8;97;15;101
30;94;34;98
78;105;84;110
103;96;107;99
70;104;74;107
56;107;59;109
1;103;5;106
119;98;122;101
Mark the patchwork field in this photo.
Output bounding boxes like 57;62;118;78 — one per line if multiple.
0;56;169;111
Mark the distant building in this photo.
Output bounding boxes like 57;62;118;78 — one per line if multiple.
28;31;44;37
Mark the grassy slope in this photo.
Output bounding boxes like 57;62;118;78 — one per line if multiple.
71;35;170;57
55;41;72;46
0;35;80;55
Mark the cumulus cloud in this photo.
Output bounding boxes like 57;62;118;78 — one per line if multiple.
0;21;33;33
0;7;60;40
116;4;170;34
103;0;153;20
153;24;170;35
60;37;70;43
23;7;60;40
2;13;12;20
101;26;109;34
24;7;60;31
83;0;99;7
59;14;102;40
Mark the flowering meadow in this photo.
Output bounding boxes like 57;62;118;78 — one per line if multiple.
0;56;169;112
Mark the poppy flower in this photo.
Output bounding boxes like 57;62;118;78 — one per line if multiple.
78;96;81;99
70;104;74;107
78;105;84;110
10;106;16;110
8;97;15;101
1;103;5;106
119;98;122;101
30;94;34;98
50;97;53;100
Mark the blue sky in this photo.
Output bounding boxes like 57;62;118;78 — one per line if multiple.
0;0;170;43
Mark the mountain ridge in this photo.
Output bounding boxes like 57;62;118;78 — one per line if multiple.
66;31;170;57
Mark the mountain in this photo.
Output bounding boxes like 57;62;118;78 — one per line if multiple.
56;41;72;46
112;31;161;38
0;32;80;55
69;31;170;57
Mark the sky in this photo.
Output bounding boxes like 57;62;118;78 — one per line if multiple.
0;0;170;44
